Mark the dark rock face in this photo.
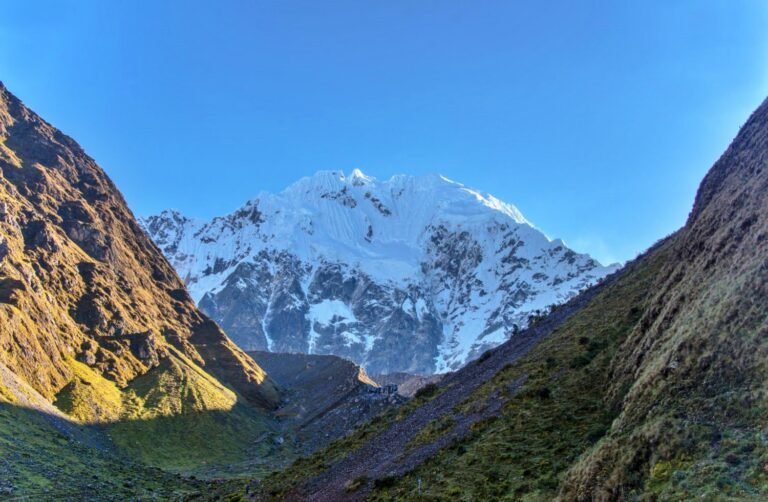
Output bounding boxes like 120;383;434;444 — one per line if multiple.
199;258;443;374
248;350;402;453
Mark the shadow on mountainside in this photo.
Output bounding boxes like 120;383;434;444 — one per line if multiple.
0;401;212;501
0;348;406;500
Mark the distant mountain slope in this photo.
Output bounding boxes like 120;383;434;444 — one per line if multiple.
143;170;615;374
249;351;401;455
251;97;768;501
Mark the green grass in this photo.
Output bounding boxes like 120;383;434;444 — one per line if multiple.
53;359;123;423
360;244;667;501
0;402;206;500
122;355;237;419
44;353;292;478
109;403;278;476
406;415;455;450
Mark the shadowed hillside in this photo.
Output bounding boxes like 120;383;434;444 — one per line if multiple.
249;351;403;456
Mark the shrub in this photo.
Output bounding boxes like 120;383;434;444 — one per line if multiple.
414;383;439;400
476;350;492;364
373;475;398;489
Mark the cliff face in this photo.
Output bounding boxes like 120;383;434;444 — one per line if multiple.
0;82;278;412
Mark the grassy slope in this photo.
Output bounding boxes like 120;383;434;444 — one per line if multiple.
360;239;672;501
250;237;683;500
558;96;768;501
0;354;285;499
50;353;286;478
0;403;209;501
0;363;207;500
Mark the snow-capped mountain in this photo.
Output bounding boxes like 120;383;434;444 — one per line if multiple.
142;170;617;374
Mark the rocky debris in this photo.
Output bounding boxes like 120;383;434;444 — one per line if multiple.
76;340;98;366
125;331;163;368
248;351;402;453
371;372;445;398
0;201;10;222
366;383;398;396
0;480;15;495
21;219;60;252
0;277;25;305
320;186;357;208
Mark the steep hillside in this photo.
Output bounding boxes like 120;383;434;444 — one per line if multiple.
0;81;278;410
0;81;285;495
561;96;768;499
249;97;768;501
143;170;616;374
249;351;401;455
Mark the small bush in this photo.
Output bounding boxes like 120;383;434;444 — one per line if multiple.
570;354;592;368
587;422;609;443
373;475;398;489
414;383;439;400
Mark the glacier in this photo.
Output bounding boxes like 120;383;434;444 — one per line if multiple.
142;170;618;374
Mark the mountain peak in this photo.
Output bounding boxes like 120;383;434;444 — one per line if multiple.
348;168;374;185
144;170;615;373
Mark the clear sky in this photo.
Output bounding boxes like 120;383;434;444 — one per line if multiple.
1;1;767;264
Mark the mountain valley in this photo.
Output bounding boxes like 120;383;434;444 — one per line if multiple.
241;97;768;500
1;77;766;502
0;82;400;499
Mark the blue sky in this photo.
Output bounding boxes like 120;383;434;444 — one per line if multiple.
1;1;766;264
